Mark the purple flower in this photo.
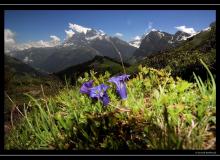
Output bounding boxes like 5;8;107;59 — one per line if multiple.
89;84;110;106
108;74;130;100
80;80;94;95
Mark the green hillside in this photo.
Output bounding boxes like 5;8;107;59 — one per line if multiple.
132;24;216;81
55;55;130;84
4;54;43;76
4;55;63;123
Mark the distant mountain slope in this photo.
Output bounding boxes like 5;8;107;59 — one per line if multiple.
133;22;216;81
55;55;130;84
8;23;136;73
4;54;44;76
64;27;136;61
40;45;101;73
4;54;63;122
133;29;193;59
9;44;101;73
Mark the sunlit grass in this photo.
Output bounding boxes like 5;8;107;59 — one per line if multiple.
5;60;216;150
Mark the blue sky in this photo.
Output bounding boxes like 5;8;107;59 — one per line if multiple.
5;10;216;43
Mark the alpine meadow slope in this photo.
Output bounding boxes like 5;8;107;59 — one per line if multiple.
4;18;216;151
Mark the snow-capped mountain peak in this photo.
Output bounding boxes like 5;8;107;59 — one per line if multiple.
147;29;165;39
158;31;165;38
142;28;160;38
98;30;106;36
85;29;107;41
129;39;141;48
69;23;92;34
202;27;211;32
151;28;158;32
129;36;142;48
174;31;191;41
63;24;108;46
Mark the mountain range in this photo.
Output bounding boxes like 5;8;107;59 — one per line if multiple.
132;29;195;60
135;22;216;80
5;22;214;74
8;24;136;73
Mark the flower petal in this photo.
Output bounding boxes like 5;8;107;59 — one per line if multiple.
108;74;130;99
118;74;130;81
80;80;93;94
89;84;109;99
89;85;101;99
100;83;109;92
117;81;127;99
101;93;110;106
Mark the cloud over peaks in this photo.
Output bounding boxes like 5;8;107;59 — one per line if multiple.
4;29;16;52
115;32;123;37
5;29;16;44
175;25;196;35
50;35;61;42
65;29;75;39
68;23;91;34
134;36;141;40
4;29;61;53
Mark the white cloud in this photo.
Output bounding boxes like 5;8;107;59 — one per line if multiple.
5;29;16;44
18;36;61;50
68;23;91;34
15;40;49;50
175;25;196;35
129;35;142;48
115;32;123;37
29;40;50;48
23;35;61;48
16;43;33;50
98;29;105;36
4;29;16;52
50;35;61;46
151;28;157;32
129;36;141;48
134;36;141;40
50;35;61;43
65;29;75;39
4;28;61;53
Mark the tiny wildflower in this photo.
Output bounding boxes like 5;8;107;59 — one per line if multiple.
108;74;130;99
89;84;110;106
80;80;94;95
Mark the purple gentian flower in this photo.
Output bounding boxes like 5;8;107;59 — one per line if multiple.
108;74;130;100
80;80;94;95
89;84;110;106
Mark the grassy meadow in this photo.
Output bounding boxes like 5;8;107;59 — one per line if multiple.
4;59;216;150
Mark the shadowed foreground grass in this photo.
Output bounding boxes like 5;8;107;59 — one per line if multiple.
4;60;216;150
